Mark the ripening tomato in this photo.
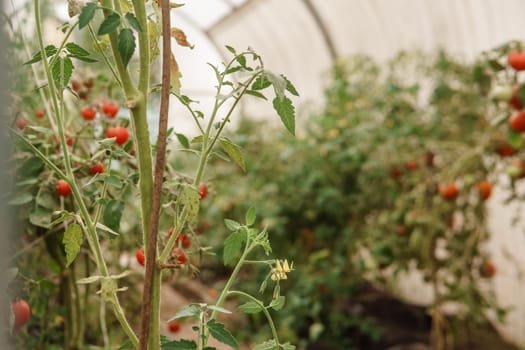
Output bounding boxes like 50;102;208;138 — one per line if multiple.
478;180;492;201
508;51;525;71
56;179;72;196
199;184;207;199
496;143;516;157
509;85;523;110
106;126;129;145
83;78;94;89
405;161;418;171
136;248;145;266
11;299;30;335
172;248;187;264
395;225;407;236
168;320;180;333
90;162;104;175
81;107;97;121
509;110;525;132
481;261;496;278
36;109;44;119
16;118;28;130
439;182;459;200
102;101;119;118
389;166;403;179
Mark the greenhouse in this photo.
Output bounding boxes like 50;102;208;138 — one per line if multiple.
2;1;525;350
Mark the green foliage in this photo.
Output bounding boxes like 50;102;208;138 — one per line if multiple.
63;223;83;267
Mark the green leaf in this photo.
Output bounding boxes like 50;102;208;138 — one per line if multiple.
29;205;53;228
180;185;200;224
269;296;285;311
518;84;525;106
103;199;123;232
238;301;263;314
19;157;44;177
124;12;142;32
223;231;245;266
175;133;190;148
225;45;236;55
206;319;238;348
98;13;121;35
8;192;34;205
65;42;90;57
245;206;256;226
118;28;135;67
79;2;97;29
106;175;123;188
76;275;103;284
224;219;241;231
166;304;200;322
96;222;120;237
219;137;246;172
71;55;98;63
282;74;299;96
236;54;246;67
207;305;232;314
51;56;74;88
36;191;58;210
252;74;272;90
24;45;58;65
245;90;267;100
253;339;277;350
266;72;286;98
281;342;296;350
162;340;197;350
63;223;83;267
508;129;524;149
272;96;295;135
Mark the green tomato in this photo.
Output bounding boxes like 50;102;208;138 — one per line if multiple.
491;85;513;101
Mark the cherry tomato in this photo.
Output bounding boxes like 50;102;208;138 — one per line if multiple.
56;179;72;196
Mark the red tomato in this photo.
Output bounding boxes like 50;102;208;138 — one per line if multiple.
509;110;525;132
439;182;459;200
136;248;145;266
477;180;492;201
56;179;72;196
168;320;180;333
11;299;30;335
106;126;129;145
172;248;187;264
175;233;191;248
481;261;496;278
16;118;28;130
508;51;525;71
509;85;523;110
36;109;44;119
102;101;119;118
198;184;207;199
81;107;97;121
496;143;516;157
405;161;418;171
90;162;104;175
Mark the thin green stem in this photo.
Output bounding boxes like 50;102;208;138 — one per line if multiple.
87;23;122;87
228;290;280;348
48;21;78;69
94;156;112;224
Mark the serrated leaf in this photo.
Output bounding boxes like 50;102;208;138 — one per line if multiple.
272;96;295;135
252;74;271;90
8;192;33;205
69;55;98;63
245;90;267;100
103;199;123;232
98;13;121;35
24;45;58;65
171;53;182;95
223;231;245;266
207;320;238;348
106;175;123;188
236;54;246;67
253;339;277;350
118;28;135;67
76;275;103;284
508;129;524;149
180;185;200;224
51;56;74;88
162;340;197;350
29;205;53;228
219;137;246;172
225;45;236;55
167;304;200;322
63;223;83;267
79;2;97;29
171;27;193;48
266;72;286;98
65;42;90;56
224;219;241;231
245;206;256;226
269;296;285;311
238;301;263;314
207;305;232;314
175;133;190;148
282;74;299;96
124;12;142;32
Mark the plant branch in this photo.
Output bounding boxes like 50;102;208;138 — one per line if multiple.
138;0;171;348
